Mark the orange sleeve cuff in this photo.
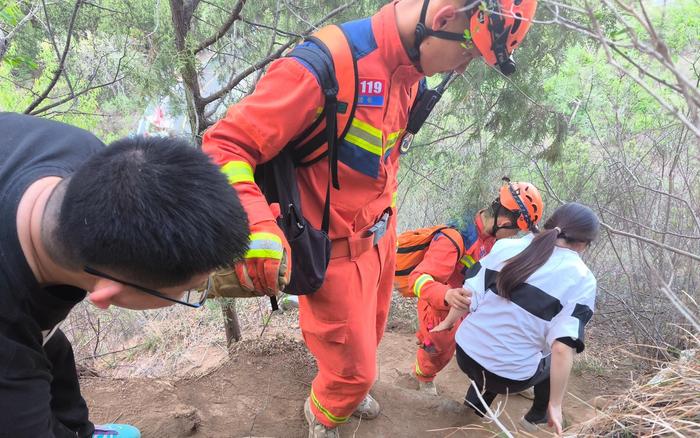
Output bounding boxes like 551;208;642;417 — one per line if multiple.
420;281;450;311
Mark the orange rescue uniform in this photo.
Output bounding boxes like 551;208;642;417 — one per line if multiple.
202;2;423;427
410;213;495;382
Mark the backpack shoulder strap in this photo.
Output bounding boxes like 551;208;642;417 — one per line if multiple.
435;226;465;260
285;25;358;168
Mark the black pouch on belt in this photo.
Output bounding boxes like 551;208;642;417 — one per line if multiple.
255;141;332;296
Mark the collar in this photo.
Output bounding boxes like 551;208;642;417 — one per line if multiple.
372;1;424;84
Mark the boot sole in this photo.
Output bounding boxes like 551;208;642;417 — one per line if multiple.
304;398;315;438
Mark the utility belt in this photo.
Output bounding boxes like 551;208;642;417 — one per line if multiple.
330;209;391;260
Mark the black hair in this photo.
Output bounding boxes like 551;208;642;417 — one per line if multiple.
56;136;249;287
496;202;599;300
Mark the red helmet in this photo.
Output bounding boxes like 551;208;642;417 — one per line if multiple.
499;180;543;231
470;0;538;75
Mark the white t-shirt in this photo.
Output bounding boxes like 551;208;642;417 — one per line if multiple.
455;234;596;381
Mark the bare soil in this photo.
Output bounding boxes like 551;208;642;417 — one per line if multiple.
81;328;629;437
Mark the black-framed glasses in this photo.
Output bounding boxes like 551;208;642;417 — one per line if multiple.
84;266;211;308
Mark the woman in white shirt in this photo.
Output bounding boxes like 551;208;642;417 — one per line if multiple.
452;202;599;434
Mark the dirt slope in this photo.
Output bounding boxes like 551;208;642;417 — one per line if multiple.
82;331;616;437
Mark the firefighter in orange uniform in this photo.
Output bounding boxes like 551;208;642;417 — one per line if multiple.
203;1;538;436
410;181;544;395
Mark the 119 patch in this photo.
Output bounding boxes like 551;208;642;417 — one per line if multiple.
358;78;386;107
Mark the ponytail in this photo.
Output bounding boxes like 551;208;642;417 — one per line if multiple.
496;228;559;299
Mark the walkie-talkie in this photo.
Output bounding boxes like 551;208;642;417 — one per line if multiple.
400;72;456;154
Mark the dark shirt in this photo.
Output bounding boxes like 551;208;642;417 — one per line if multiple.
0;112;104;436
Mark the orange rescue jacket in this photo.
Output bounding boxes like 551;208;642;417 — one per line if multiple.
409;213;496;310
202;2;424;241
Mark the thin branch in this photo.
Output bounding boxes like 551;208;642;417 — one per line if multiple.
240;17;301;38
615;158;700;232
248;1;282;94
532;156;699;261
78;343;145;362
31;75;125;115
406;167;448;192
200;0;228;14
598;206;700;241
600;222;700;263
647;264;700;334
0;74;43;98
585;2;700;138
38;0;75;97
3;2;42;42
30;37;128;115
410;121;479;149
192;13;217;30
24;0;83;114
201;0;356;106
194;0;246;54
82;1;127;15
610;45;684;96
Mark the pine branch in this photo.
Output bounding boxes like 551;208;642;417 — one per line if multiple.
194;0;246;54
24;0;83;114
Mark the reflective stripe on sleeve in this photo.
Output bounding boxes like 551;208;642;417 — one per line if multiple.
245;232;283;260
221;161;254;185
460;254;476;269
413;273;434;298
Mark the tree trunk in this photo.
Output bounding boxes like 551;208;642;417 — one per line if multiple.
221;299;242;349
169;0;206;140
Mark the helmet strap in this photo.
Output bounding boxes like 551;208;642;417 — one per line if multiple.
506;183;534;231
489;199;520;236
480;0;517;75
409;0;469;63
490;201;502;236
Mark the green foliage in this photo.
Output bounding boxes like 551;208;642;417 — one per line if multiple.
0;0;21;26
660;0;700;51
1;0;36;69
398;0;699;236
2;0;392;139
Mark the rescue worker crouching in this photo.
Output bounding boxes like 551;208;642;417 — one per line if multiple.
410;180;544;395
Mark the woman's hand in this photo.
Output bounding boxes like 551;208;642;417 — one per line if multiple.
547;403;563;435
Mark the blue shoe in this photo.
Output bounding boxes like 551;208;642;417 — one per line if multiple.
92;424;141;438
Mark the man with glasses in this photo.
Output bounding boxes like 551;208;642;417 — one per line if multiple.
0;112;249;438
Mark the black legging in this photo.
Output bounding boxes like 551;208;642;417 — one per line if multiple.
456;344;550;419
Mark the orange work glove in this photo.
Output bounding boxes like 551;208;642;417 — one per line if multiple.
235;204;291;296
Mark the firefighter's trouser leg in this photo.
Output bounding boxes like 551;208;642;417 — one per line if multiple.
299;233;395;428
414;300;460;383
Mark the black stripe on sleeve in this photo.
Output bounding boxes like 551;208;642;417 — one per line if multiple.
555;337;579;350
463;261;482;280
570;303;593;353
